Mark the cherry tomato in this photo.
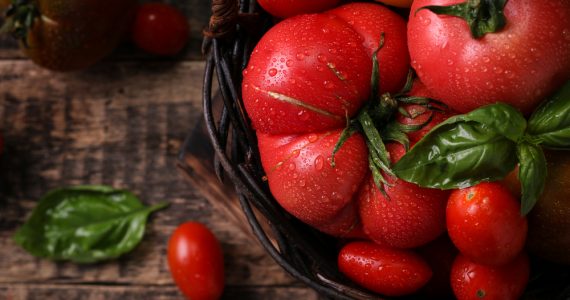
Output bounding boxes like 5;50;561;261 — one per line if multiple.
167;222;224;300
257;0;340;19
451;253;530;300
338;241;432;296
408;0;570;115
132;3;189;56
447;182;527;266
374;0;413;8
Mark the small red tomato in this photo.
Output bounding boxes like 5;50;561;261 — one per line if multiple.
447;182;527;266
132;3;189;56
451;253;530;300
257;0;340;19
338;241;432;296
168;222;224;300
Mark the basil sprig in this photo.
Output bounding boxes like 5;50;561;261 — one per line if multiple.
394;81;570;215
14;185;168;263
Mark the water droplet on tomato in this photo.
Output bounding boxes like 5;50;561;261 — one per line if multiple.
493;66;503;74
286;60;293;67
296;53;305;61
317;54;327;63
482;56;490;63
288;163;296;171
308;134;318;143
324;81;335;89
447;59;454;66
315;156;325;170
328;48;337;54
422;17;431;25
268;68;278;77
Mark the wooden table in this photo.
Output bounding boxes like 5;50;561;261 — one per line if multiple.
0;1;318;299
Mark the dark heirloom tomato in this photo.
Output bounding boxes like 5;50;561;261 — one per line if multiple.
339;241;433;296
242;13;372;135
408;0;570;114
7;0;137;71
257;0;340;19
451;253;530;300
258;130;368;236
168;222;225;300
447;182;528;266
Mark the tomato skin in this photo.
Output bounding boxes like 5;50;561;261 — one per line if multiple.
257;0;340;19
132;3;189;56
258;130;368;236
24;0;137;71
168;222;225;300
447;182;527;266
374;0;414;8
451;253;530;300
243;14;371;135
408;0;570;115
338;241;432;296
327;3;410;93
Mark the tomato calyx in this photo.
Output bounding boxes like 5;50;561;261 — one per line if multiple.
417;0;507;39
0;0;39;46
332;35;445;196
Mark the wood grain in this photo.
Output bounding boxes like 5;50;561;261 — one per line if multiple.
0;60;317;298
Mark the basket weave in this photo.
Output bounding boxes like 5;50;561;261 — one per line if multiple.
178;0;570;299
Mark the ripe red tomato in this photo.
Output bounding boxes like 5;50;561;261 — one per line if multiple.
168;222;224;300
374;0;413;8
338;241;432;296
447;182;527;266
451;253;530;300
359;143;449;248
257;130;368;236
257;0;340;19
327;3;410;93
132;3;189;56
408;0;570;115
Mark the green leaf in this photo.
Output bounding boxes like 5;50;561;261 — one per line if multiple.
394;121;517;189
13;186;168;264
527;81;570;149
517;142;547;215
446;103;527;143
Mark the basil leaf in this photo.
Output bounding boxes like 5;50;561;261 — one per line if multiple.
527;81;570;149
517;143;547;215
445;103;527;142
393;121;517;189
14;186;168;264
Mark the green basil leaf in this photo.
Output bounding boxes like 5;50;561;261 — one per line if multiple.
393;120;517;189
527;81;570;149
517;142;547;216
14;186;168;264
445;103;527;142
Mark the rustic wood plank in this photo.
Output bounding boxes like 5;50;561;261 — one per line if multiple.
0;284;319;300
0;0;212;60
0;60;302;290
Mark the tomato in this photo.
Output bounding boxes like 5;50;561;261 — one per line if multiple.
242;3;409;134
257;130;368;236
131;3;189;56
374;0;414;8
257;0;340;19
418;235;458;299
338;241;432;296
408;0;570;115
167;222;225;300
5;0;136;71
359;143;449;248
327;3;410;94
243;13;372;135
451;253;530;300
447;182;527;266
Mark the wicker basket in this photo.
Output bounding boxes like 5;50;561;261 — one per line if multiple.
178;0;570;299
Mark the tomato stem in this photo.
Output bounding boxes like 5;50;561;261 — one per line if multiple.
417;0;508;39
0;0;39;47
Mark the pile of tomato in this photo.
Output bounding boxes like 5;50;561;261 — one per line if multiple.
242;0;570;299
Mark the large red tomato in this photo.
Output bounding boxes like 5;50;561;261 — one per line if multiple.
258;130;368;236
408;0;570;115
